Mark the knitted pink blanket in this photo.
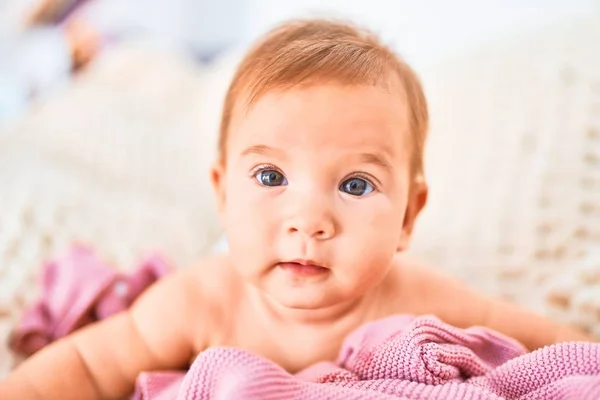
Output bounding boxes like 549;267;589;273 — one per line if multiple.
10;247;600;399
134;315;600;400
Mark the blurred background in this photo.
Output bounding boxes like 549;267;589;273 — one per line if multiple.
1;0;600;376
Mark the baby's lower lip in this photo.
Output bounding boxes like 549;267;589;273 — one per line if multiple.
278;262;328;276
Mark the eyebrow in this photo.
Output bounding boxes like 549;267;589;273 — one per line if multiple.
358;152;393;171
240;145;393;170
240;144;281;157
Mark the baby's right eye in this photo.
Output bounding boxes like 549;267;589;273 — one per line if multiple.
254;169;288;187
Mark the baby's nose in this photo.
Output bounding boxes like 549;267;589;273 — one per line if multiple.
285;197;336;240
287;222;334;240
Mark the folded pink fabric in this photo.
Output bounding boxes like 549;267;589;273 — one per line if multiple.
10;245;172;356
10;247;600;399
135;315;600;400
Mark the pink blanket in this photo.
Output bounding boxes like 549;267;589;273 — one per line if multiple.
135;315;600;400
10;247;600;399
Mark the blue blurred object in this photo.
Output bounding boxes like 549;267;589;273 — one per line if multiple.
59;0;249;62
0;0;250;128
0;26;71;129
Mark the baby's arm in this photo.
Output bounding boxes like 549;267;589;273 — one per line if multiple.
0;269;201;400
395;254;593;350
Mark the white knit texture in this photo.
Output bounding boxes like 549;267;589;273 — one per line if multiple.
412;14;600;336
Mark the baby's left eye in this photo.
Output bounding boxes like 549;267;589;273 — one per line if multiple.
339;177;375;196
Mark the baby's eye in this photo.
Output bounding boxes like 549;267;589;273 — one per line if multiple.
255;169;288;187
339;177;375;196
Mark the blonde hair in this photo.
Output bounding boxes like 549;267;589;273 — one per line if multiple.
219;19;429;178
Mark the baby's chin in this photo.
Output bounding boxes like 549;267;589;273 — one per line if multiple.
270;289;336;310
267;268;341;306
246;263;380;317
262;280;360;314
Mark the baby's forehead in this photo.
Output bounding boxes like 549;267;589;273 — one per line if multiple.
237;84;408;126
228;85;412;162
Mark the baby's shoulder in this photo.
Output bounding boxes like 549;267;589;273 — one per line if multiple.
378;253;443;313
167;254;241;349
185;252;238;292
173;253;237;312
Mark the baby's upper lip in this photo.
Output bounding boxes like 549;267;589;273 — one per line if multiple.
282;259;327;269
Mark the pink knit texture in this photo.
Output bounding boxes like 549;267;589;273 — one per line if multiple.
10;248;599;399
135;315;600;400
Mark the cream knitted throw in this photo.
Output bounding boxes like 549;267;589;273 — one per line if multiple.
411;14;600;337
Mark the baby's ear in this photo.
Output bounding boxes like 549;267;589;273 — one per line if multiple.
210;161;227;213
397;179;428;252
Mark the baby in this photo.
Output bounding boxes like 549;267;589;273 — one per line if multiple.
0;19;592;400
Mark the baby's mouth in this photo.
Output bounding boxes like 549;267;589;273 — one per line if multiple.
277;259;329;277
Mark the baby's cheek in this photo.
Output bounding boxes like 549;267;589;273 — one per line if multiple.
226;189;276;242
339;199;399;241
352;197;401;236
343;199;400;259
224;196;271;275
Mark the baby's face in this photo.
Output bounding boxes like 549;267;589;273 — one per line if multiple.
213;84;422;309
